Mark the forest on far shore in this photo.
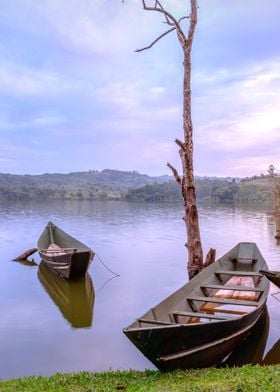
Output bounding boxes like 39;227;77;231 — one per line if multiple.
0;169;273;203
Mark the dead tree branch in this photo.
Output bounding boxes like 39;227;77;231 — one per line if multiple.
141;0;187;47
167;162;182;186
14;247;38;261
204;248;216;269
175;138;185;150
163;15;190;28
135;27;175;52
155;0;172;25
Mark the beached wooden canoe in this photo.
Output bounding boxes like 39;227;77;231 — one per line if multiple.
260;270;280;289
37;221;94;279
38;261;94;328
123;242;269;370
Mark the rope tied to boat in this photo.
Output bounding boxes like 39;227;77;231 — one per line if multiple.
95;253;120;277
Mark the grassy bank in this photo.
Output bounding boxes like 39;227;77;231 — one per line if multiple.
0;365;279;392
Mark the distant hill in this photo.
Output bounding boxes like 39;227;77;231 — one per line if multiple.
0;169;172;201
0;170;274;202
0;169;171;189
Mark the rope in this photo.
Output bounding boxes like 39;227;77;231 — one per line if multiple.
272;292;280;302
95;275;118;295
95;252;120;277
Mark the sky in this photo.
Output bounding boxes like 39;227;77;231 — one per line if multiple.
0;0;279;177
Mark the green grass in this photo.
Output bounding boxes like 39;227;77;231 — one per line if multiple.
1;365;280;392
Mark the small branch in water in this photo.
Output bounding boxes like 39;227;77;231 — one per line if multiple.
14;247;38;261
203;248;216;269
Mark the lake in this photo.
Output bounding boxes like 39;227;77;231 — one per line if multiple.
0;200;279;380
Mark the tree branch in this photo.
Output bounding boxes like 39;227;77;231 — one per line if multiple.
155;0;171;25
175;138;185;150
203;248;216;268
136;13;192;53
135;27;175;52
179;15;191;23
141;0;187;48
167;162;182;185
188;0;198;43
163;15;190;26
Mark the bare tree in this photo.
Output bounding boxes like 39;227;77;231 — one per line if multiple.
268;165;280;243
136;0;215;279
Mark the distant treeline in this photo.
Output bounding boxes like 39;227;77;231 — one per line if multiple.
0;170;273;202
0;169;168;201
125;177;272;203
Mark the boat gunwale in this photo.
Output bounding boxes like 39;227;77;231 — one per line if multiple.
38;221;92;253
123;302;265;333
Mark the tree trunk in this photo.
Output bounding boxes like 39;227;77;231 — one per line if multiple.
137;0;213;280
180;8;204;279
183;185;204;278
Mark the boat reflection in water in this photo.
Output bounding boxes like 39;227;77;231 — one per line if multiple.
263;339;280;365
38;261;95;328
16;259;38;267
220;307;269;367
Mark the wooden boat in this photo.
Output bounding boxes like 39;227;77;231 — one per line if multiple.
123;242;270;370
37;221;94;279
38;261;94;328
260;270;280;288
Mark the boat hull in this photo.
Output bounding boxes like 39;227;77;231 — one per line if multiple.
260;270;280;288
125;304;266;370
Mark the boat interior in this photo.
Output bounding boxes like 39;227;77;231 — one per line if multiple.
135;250;267;328
41;243;77;257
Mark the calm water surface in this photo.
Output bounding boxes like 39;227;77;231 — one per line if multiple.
0;200;279;379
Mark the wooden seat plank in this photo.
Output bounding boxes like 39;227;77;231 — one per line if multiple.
172;311;234;320
201;284;263;292
186;296;259;311
231;257;257;263
215;270;262;277
138;318;175;326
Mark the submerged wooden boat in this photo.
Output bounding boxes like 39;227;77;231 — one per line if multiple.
123;242;269;370
38;261;94;328
38;221;94;279
260;270;280;288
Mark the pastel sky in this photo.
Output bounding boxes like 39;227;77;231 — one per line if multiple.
0;0;279;177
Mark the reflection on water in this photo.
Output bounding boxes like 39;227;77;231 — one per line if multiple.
15;259;38;267
263;338;280;364
0;200;280;379
38;262;94;328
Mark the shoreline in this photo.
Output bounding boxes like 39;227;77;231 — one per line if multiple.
1;365;279;391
